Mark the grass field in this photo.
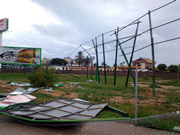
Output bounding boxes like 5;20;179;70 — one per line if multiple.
0;73;180;132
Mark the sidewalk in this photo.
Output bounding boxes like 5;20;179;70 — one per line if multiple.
0;114;179;135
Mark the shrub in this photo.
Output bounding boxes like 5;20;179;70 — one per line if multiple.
157;63;167;71
28;65;58;87
168;65;179;72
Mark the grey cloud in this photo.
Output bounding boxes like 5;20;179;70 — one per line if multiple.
8;0;179;66
32;23;81;42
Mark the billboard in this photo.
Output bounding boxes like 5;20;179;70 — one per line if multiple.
0;46;41;65
0;18;8;32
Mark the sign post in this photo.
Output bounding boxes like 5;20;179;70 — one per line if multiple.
0;18;9;70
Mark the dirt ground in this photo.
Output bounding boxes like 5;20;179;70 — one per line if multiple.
0;80;79;99
0;79;180;110
109;80;180;109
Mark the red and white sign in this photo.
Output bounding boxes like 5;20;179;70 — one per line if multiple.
0;18;8;32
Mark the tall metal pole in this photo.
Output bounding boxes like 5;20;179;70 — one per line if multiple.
87;66;88;79
80;45;93;80
148;10;155;96
11;65;13;74
125;22;140;87
95;38;100;83
114;27;119;85
91;59;93;80
135;64;138;126
102;34;107;84
114;32;135;87
92;39;98;82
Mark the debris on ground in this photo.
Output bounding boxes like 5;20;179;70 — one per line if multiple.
116;101;120;104
9;88;26;95
77;86;82;88
44;87;53;92
2;82;31;87
73;98;90;103
0;94;36;108
70;82;78;85
54;82;65;87
173;126;180;132
0;95;6;101
0;98;108;120
26;88;38;94
87;79;95;82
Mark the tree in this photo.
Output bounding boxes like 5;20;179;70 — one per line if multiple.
178;64;180;72
120;61;125;66
157;63;167;71
168;65;179;72
84;56;91;67
50;58;68;65
106;65;110;68
101;61;107;67
28;65;58;87
70;60;73;66
74;51;85;66
113;63;118;68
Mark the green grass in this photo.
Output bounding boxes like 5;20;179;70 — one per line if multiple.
136;116;180;132
96;110;123;118
0;73;29;83
30;93;58;104
157;80;180;87
150;83;161;88
0;73;180;132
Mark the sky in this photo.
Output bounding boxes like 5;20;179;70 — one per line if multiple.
0;0;179;67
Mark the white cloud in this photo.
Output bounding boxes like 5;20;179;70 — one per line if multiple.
0;0;60;32
0;0;179;66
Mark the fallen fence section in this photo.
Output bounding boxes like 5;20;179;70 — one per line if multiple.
0;98;130;126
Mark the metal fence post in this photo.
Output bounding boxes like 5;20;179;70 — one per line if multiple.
102;34;107;84
177;72;179;80
135;64;138;126
125;22;139;87
114;28;119;86
148;10;155;96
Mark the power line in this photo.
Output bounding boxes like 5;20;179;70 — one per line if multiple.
119;36;180;57
83;17;180;52
68;0;176;58
68;45;80;57
151;0;176;13
90;46;135;55
114;17;180;48
83;34;141;52
113;0;175;34
89;36;180;56
69;17;179;58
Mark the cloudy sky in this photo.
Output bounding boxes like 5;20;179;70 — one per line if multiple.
0;0;179;66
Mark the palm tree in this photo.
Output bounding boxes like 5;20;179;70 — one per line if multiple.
84;56;91;67
101;61;107;67
74;51;85;66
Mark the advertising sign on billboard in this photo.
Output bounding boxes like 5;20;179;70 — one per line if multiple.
0;18;8;32
0;46;41;65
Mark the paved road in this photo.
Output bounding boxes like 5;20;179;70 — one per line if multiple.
0;114;179;135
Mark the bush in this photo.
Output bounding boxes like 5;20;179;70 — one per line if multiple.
157;63;167;71
28;65;58;87
168;65;179;72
